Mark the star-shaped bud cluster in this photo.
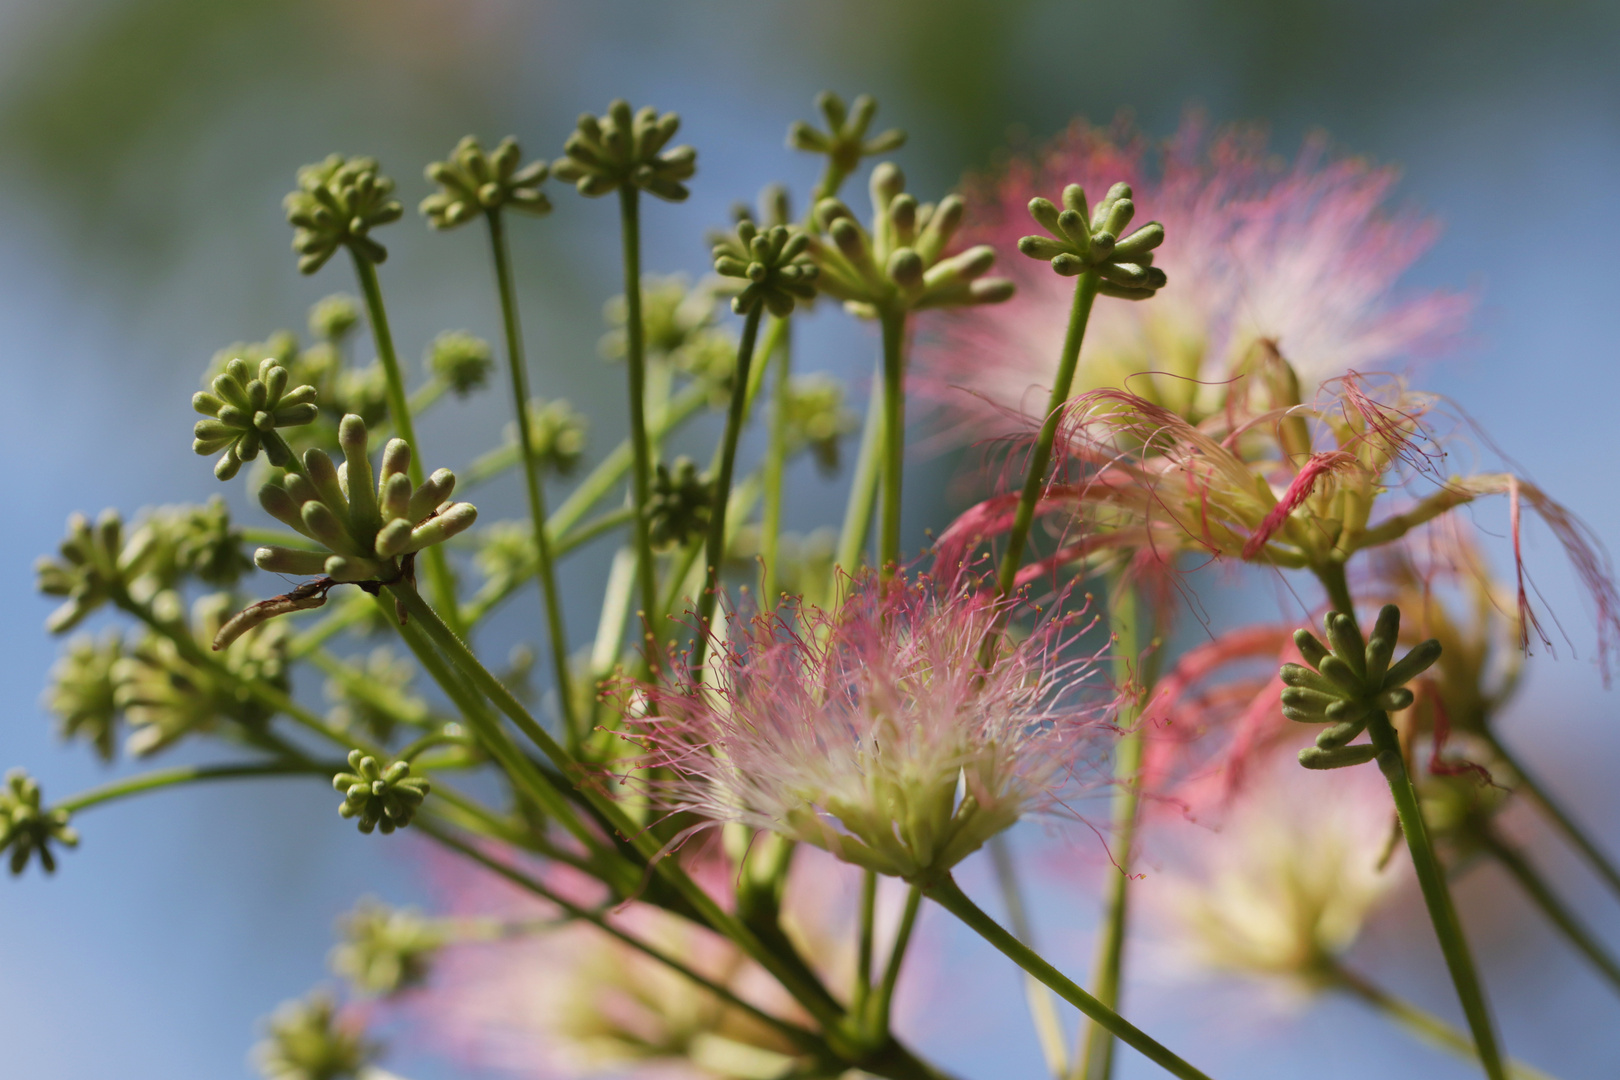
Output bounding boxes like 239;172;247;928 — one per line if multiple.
330;898;445;997
648;457;711;549
1281;605;1441;770
421;135;550;228
0;769;78;876
36;510;145;633
782;374;857;476
787;91;906;178
711;221;819;317
552;100;696;202
192;358;319;480
333;750;431;835
1017;182;1167;300
45;630;123;761
425;331;494;398
253;991;378;1080
809;164;1015;318
284;154;404;273
512;397;588;475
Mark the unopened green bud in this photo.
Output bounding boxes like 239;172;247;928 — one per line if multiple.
1018;180;1167;300
422;135;551;227
36;510;147;634
333;750;430;835
284;154;403;273
308;294;361;342
330;898;444;997
711;221;818;316
194;358;316;480
252;991;378;1080
45;631;124;761
425;331;494;397
1299;744;1380;770
0;769;78;875
553;100;695;202
648;457;711;549
789;91;906;179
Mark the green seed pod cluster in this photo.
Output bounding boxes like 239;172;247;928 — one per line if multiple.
326;647;421;744
425;330;495;397
507;398;588;476
421;135;550;228
36;510;152;634
329;898;445;997
193;357;320;480
248;414;478;596
332;750;431;835
783;374;858;476
0;769;78;876
253;991;378;1080
45;630;124;762
308;294;361;343
711;220;819;317
648;457;711;549
285;154;404;273
808;163;1015;318
1281;605;1442;771
1017;182;1167;300
552;99;696;202
787;91;906;180
117;593;290;756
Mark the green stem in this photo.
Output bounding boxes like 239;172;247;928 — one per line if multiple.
835;356;885;578
990;835;1069;1079
1479;826;1620;995
54;760;333;813
995;272;1098;597
616;186;663;669
853;867;879;1019
868;885;923;1041
1481;729;1620;904
486;209;579;744
350;251;464;639
924;875;1212;1080
1326;961;1559;1080
691;305;764;677
878;306;908;578
760;316;794;604
1316;561;1506;1080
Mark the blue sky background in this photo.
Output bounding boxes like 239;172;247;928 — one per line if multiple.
1;2;1618;1077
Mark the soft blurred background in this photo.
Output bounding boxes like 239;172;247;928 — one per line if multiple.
1;1;1617;1077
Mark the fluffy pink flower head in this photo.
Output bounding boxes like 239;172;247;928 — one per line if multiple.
625;572;1114;883
917;114;1468;434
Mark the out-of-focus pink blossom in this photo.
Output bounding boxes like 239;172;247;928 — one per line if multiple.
623;572;1116;882
916;114;1469;436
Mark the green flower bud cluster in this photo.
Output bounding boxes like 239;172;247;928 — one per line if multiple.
711;220;819;317
1017;182;1167;299
648;457;711;549
285;155;403;273
0;769;77;875
132;497;255;590
507;398;587;475
45;630;123;761
425;330;494;397
251;414;477;586
731;182;794;232
1281;605;1442;770
474;520;538;597
553;100;696;202
308;295;361;342
333;750;430;835
787;92;906;179
193;357;320;480
422;135;550;227
326;647;420;744
117;593;290;756
809;164;1015;318
782;374;858;476
330;898;445;997
37;510;148;633
254;991;377;1080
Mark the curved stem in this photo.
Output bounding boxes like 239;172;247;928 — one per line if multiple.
350;251;463;639
54;760;333;813
924;875;1212;1080
990;835;1069;1079
836;356;886;578
486;209;579;743
616;187;663;669
853;868;879;1019
869;885;923;1041
878;307;909;578
995;272;1098;597
1316;561;1506;1080
692;305;764;678
1479;826;1620;995
760;316;794;604
1482;729;1620;904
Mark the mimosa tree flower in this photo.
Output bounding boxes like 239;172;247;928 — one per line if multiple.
917;115;1468;433
623;573;1113;883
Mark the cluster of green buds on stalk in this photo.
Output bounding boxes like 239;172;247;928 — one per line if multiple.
192;358;320;480
421;135;551;227
0;769;77;875
787;91;906;191
253;992;377;1080
1017;182;1166;298
332;750;431;835
284;155;404;272
1282;605;1443;769
647;457;711;549
711;220;819;316
552;100;696;202
330;898;446;997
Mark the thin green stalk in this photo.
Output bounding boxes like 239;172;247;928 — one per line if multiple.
853;868;879;1019
836;357;885;577
760;316;794;604
1481;729;1620;904
924;875;1212;1080
1479;826;1620;995
616;187;663;669
692;306;764;677
868;885;923;1041
1325;961;1558;1080
878;306;908;578
487;209;579;744
1079;577;1153;1080
995;272;1098;597
350;252;464;639
990;835;1069;1079
54;761;333;814
1316;561;1506;1080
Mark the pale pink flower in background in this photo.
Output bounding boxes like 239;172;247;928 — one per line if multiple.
915;114;1469;436
626;572;1115;882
